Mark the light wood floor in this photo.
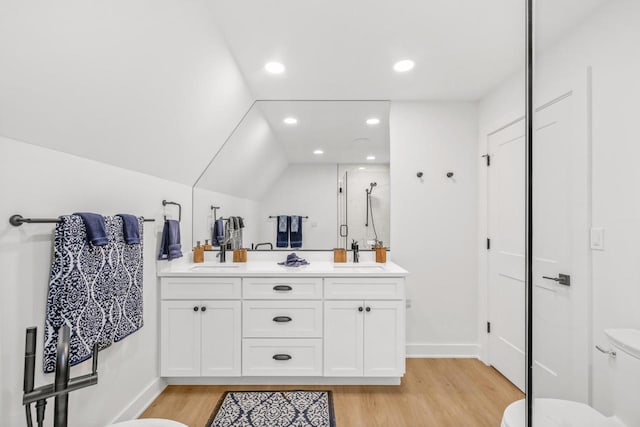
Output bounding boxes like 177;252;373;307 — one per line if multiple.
141;359;523;427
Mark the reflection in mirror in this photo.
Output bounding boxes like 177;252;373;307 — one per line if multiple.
193;100;390;250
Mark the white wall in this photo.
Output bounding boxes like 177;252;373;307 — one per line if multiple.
390;101;479;357
0;136;192;426
257;164;338;249
192;187;261;249
0;0;253;186
478;0;640;413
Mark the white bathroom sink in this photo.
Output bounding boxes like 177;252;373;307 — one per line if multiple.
190;264;241;271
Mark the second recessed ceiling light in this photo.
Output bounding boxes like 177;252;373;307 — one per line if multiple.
393;59;415;73
265;62;285;74
283;117;298;125
366;118;380;125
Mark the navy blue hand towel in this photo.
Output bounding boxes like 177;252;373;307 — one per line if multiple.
290;215;303;248
278;252;309;267
158;219;182;260
212;218;224;247
116;214;141;244
276;215;289;248
74;212;108;246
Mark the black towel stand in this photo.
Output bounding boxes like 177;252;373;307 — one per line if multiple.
9;214;155;227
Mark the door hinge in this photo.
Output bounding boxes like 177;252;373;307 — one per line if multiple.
482;154;490;166
487;322;491;334
486;238;491;250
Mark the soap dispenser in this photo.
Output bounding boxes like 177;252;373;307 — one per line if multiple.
193;241;205;263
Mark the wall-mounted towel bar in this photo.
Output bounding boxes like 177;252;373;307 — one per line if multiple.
211;206;221;221
162;200;181;222
9;214;155;227
268;215;309;219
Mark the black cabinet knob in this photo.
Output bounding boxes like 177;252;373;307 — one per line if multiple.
273;316;292;323
193;306;199;312
366;307;371;312
358;307;363;312
201;306;207;312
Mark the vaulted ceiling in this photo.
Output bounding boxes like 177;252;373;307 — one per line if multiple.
0;0;609;185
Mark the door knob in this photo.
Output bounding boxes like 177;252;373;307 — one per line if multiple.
193;306;199;312
542;274;571;286
365;307;371;312
358;307;363;312
201;306;207;312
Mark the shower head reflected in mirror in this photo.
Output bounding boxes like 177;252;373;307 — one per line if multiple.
367;182;377;194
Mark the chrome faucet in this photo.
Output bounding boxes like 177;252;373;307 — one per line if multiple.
217;242;227;263
351;240;359;263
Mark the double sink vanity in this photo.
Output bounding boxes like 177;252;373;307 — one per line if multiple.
157;254;408;385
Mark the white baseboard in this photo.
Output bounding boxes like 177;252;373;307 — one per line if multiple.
165;376;401;386
406;343;479;358
110;377;167;423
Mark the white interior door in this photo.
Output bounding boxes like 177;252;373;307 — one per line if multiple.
532;91;589;402
487;119;526;391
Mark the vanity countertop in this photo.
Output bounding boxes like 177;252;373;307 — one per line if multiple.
157;259;409;278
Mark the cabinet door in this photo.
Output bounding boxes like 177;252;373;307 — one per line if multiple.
201;301;242;376
363;300;405;377
161;300;201;377
324;300;364;376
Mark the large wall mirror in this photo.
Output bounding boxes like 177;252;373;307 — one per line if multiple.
193;100;390;250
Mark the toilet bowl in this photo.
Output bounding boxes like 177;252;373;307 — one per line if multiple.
107;419;187;427
501;329;640;427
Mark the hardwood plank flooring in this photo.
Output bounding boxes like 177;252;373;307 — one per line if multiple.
141;359;523;427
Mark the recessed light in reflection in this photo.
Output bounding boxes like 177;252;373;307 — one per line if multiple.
359;167;366;170
265;62;285;74
366;118;380;125
313;149;324;155
283;117;298;125
366;155;376;160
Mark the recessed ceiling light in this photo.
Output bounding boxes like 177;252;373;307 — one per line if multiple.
366;155;376;160
313;149;324;155
393;59;415;73
265;61;285;74
359;167;366;170
283;117;298;125
366;118;380;125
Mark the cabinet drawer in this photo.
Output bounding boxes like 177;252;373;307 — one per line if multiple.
324;277;405;300
243;301;322;338
161;277;241;300
243;277;322;299
242;338;322;376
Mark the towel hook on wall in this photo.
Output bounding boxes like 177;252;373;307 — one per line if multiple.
162;200;181;222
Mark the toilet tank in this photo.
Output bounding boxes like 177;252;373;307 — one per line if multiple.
605;329;640;427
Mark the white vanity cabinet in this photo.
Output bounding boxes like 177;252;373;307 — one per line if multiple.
160;278;241;377
324;278;405;377
158;268;406;384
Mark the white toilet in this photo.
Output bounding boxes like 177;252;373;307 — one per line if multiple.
107;419;187;427
502;329;640;427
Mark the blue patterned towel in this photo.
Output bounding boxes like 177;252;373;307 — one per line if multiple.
44;215;144;373
276;215;289;248
290;215;303;248
278;252;309;267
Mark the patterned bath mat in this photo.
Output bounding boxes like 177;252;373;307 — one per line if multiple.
206;391;335;427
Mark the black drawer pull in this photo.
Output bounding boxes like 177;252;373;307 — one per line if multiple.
272;316;292;323
273;354;292;361
273;285;293;291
